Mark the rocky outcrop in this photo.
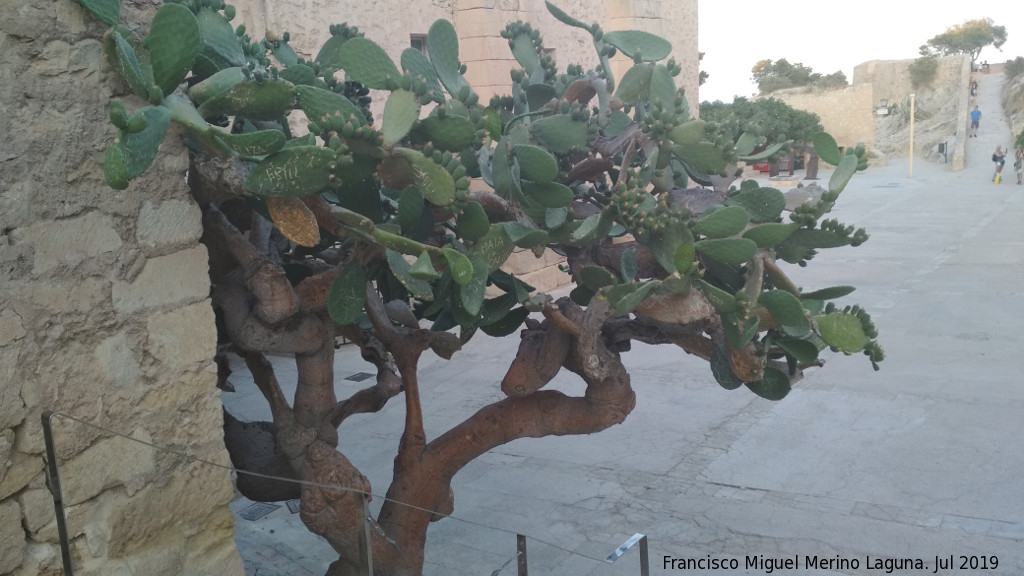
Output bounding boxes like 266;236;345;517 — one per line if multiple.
0;1;243;574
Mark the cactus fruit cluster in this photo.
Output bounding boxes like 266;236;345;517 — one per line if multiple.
82;0;882;401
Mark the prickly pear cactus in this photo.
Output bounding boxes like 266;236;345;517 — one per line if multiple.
81;0;882;405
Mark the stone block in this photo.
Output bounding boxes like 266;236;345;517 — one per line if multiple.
112;246;210;314
456;7;502;35
517;265;571;293
0;452;44;501
94;331;141;389
28;277;107;315
18;487;54;534
0;347;27;429
459;36;512;62
145;300;216;367
0;500;26;573
60;433;155;506
135;200;203;257
503;248;548;275
16;211;123;275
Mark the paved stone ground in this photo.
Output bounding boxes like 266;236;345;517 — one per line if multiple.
225;74;1024;576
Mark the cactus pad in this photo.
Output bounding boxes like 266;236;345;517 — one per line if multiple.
244;146;337;197
146;3;200;96
602;30;672;62
327;261;367;326
214;129;287;157
382;89;420;147
336;37;402;90
266;196;321;247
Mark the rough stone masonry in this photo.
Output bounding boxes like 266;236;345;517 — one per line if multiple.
0;0;243;574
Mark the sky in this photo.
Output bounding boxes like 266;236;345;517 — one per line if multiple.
698;1;1024;104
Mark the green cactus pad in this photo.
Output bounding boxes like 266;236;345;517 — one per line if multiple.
511;32;542;76
828;154;859;194
269;40;299;68
734;132;758;157
545;206;568;229
386;249;434;301
194;8;245;77
692;206;749;239
314;35;353;73
104;145;130;190
108;101;129;130
529;115;588;154
669;120;706;146
336;37;402;90
214;130;287;157
401;48;446;102
673;243;697;273
580;265;617;291
738;141;785;162
456;202;490;241
111;31;155;99
744;367;791;401
602;30;672;62
567;210;612;245
458;256;489;316
197;79;296;120
187;66;245;105
604;280;661;317
327;261;367;326
697;280;739;314
526;84;557;112
146;3;200;96
442;246;474;286
710;346;744;390
649;65;676;109
512;145;558;182
428;19;470;98
742;223;799;247
614;63;653;105
470;224;515;271
78;0;120;26
544;1;590;30
115;105;172;178
395;148;456;206
295;85;367;129
812;131;842;166
775;339;820;363
278;63;318;86
760;290;809;331
243;146;337;197
382;90;420;147
800;286;855;300
522;181;574;208
815;312;867;353
420;115;476;152
695;238;757;265
409;252;441;281
673;142;726;175
725;187;786;222
723;313;759;349
504;222;549;249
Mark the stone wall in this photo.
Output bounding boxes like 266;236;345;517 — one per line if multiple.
774;83;876;151
0;1;242;574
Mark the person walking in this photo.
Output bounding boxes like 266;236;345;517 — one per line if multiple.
992;145;1006;183
970;106;982;137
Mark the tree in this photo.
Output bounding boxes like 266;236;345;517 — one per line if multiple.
750;58;847;95
919;18;1008;63
700;97;825;177
80;0;883;574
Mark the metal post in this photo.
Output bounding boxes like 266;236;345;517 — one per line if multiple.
516;534;528;576
358;492;374;576
41;411;75;576
639;535;649;576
